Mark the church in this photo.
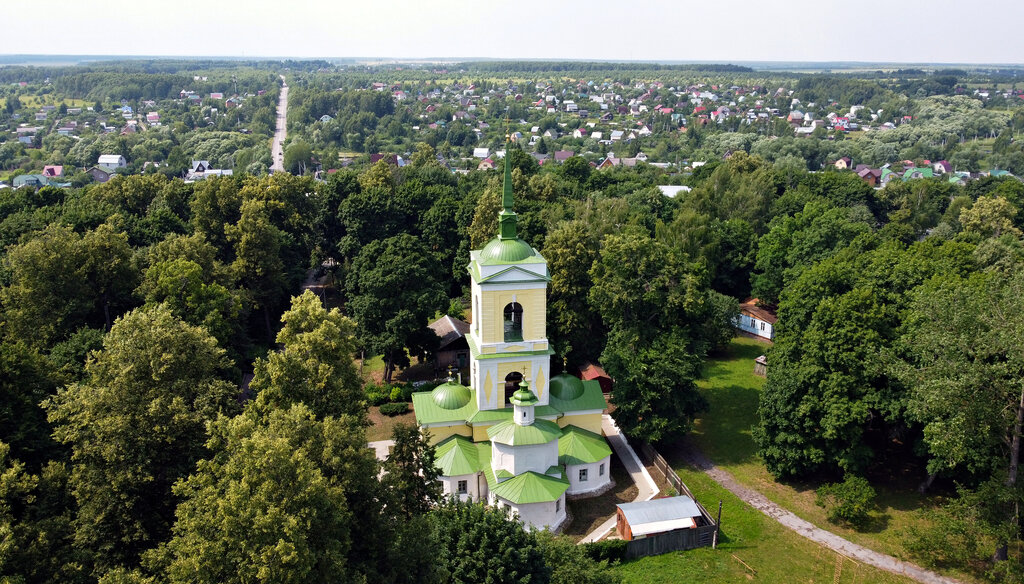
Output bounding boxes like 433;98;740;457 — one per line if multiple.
412;144;612;531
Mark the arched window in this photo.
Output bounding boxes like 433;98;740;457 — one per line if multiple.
504;371;523;404
503;302;523;342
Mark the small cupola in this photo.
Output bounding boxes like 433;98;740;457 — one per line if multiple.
510;380;539;426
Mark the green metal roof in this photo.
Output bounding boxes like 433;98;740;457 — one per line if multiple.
412;387;479;426
490;470;569;504
487;418;562;446
549;379;607;414
478;237;539;265
430;380;472;409
435;435;482;476
467;405;560;424
559;425;612;466
509;383;538;406
549;373;584;401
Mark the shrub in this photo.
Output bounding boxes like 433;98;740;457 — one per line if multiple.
366;390;389;406
582;538;627;564
815;475;876;527
389;386;404;403
379;402;409;416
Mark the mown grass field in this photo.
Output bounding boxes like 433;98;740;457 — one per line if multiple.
647;336;980;583
614;467;916;584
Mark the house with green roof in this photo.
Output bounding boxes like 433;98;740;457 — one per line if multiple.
412;138;612;531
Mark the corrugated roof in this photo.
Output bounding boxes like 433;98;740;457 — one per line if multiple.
487;418;562;446
559;425;612;466
618;496;702;536
435;435;481;476
490;470;569;504
428;315;469;351
412;387;479;426
739;298;778;325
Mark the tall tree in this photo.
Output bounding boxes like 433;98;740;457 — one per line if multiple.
248;291;364;420
347;234;447;383
45;305;238;574
901;269;1024;561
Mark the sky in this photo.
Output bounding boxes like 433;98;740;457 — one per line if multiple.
3;0;1023;65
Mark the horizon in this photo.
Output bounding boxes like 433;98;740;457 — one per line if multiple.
3;0;1023;66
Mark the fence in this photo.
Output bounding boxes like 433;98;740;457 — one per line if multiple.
625;441;720;559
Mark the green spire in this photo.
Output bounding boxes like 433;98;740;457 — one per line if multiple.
498;128;518;240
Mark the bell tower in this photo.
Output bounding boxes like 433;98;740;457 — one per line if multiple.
467;137;553;412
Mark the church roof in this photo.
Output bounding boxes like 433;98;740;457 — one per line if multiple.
548;379;607;413
412;386;479;425
434;435;483;476
559;425;613;466
487;418;562;446
430;379;472;410
478;237;540;265
489;469;569;504
549;372;584;400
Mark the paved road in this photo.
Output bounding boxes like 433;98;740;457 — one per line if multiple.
271;75;288;172
679;444;961;584
578;415;659;543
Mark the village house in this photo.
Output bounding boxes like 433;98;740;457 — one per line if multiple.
735;298;776;341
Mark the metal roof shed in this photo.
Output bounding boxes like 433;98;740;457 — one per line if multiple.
616;496;702;540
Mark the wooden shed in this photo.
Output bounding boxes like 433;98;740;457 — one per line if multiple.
616;496;702;541
428;315;470;373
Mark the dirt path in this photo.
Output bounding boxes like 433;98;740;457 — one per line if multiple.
678;444;961;584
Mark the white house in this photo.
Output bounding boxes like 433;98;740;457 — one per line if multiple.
735;298;776;341
473;147;490;159
97;154;127;168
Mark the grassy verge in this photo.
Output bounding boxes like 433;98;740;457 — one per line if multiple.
365;405;417;442
614;467;916;584
661;336;978;582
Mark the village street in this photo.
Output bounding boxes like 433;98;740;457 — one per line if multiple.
271;74;287;172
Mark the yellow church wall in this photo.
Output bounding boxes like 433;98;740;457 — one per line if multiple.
472;423;495;442
424;424;472;445
557;413;603;435
479;288;547;344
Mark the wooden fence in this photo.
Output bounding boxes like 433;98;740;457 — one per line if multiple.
625;441;719;559
625;523;718;559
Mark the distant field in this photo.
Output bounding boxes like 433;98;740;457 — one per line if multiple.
18;96;87;109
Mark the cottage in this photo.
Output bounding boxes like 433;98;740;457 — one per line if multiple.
473;147;490;159
13;174;47;188
735;298;776;341
579;362;612;394
42;165;63;178
97;154;127;168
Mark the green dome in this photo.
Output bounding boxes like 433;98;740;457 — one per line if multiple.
510;383;538;406
550;373;584;401
479;237;536;264
431;380;471;410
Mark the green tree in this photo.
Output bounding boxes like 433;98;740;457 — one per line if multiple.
430;499;550;584
347;234;447;383
2;224;137;347
155;405;376;584
535;532;620;584
45;305;238;573
901;269;1024;561
960;195;1021;239
383;424;441;519
248;291;364;419
226;197;288;342
542;221;602;362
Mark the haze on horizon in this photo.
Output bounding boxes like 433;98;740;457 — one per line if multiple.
3;0;1023;66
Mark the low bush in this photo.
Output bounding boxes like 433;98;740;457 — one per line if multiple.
815;475;876;527
582;538;627;563
379;402;409;416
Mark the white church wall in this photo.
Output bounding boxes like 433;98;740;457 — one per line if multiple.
492;441;559;477
566;456;612;495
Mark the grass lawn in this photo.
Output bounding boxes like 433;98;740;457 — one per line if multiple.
658;336;979;583
365;405;417;442
562;451;638;541
614;467;916;584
